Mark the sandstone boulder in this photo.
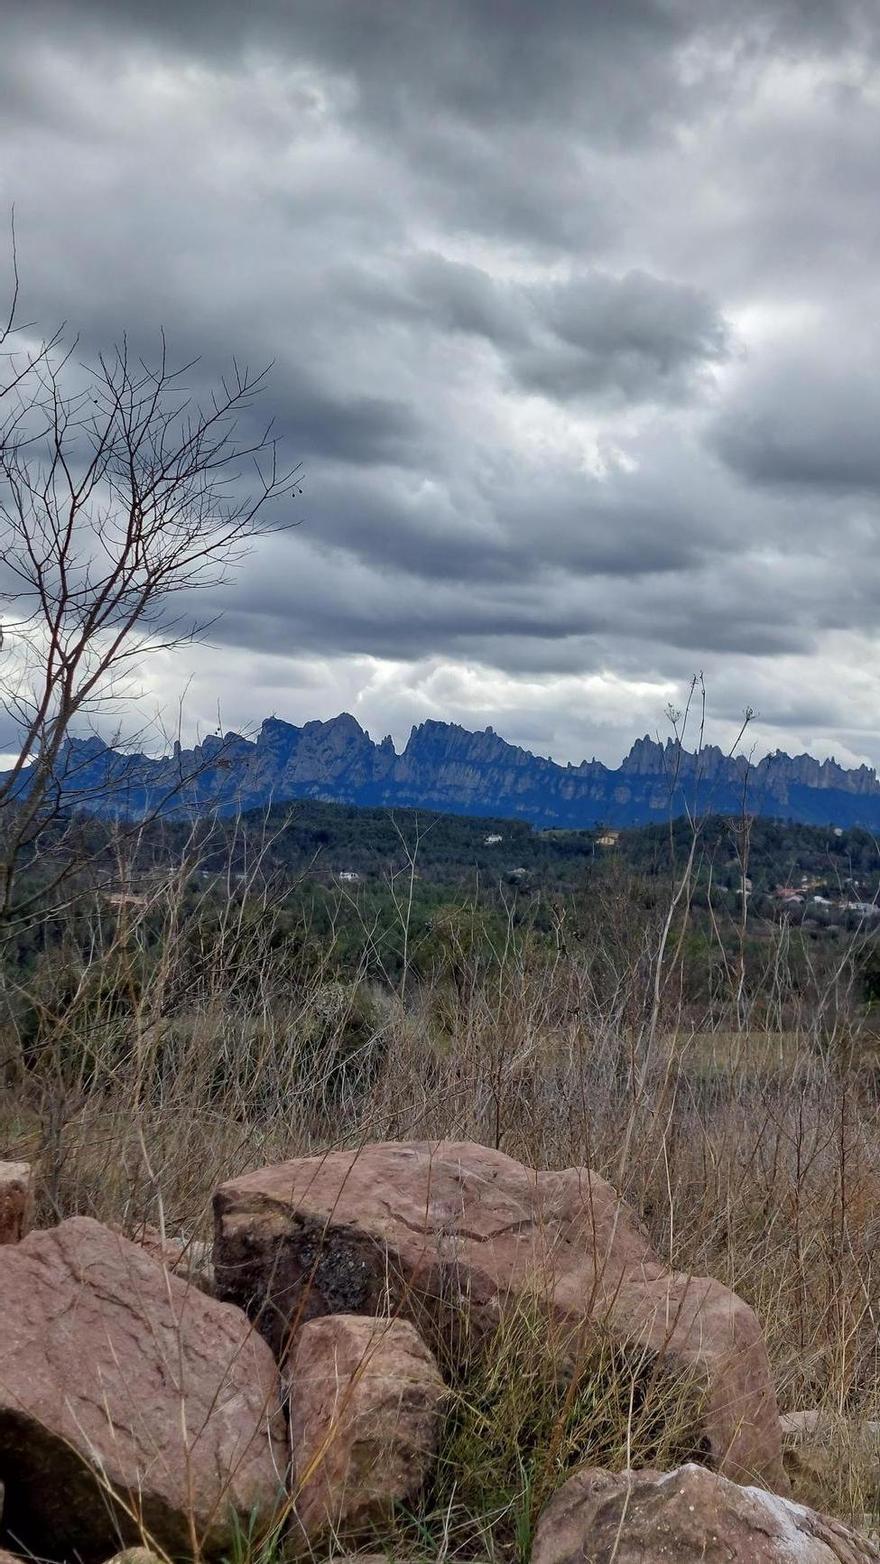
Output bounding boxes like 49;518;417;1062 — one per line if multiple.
105;1551;165;1564
780;1411;880;1516
0;1217;288;1562
213;1139;785;1489
782;1410;880;1442
288;1313;445;1546
532;1462;880;1564
0;1163;32;1245
114;1221;215;1294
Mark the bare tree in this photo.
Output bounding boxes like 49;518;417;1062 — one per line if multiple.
0;275;302;928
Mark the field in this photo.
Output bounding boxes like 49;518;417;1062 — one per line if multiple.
4;800;880;1556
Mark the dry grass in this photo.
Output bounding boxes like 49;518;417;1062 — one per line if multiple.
401;1304;708;1561
3;855;880;1557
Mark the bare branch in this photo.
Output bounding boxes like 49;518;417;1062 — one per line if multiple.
0;285;302;931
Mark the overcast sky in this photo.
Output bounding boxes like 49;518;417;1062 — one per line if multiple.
4;0;880;768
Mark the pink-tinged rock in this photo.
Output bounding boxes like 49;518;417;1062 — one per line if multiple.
112;1221;214;1293
288;1313;445;1546
213;1139;785;1490
531;1462;880;1564
0;1217;288;1562
104;1552;165;1564
0;1163;32;1245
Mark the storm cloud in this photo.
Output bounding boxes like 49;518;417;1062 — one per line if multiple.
3;0;880;769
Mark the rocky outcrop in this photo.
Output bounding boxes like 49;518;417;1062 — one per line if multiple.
0;1217;287;1561
213;1139;785;1489
288;1314;445;1547
14;713;880;829
0;1163;32;1245
531;1462;880;1564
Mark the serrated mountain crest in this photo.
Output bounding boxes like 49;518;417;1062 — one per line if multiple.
15;717;880;828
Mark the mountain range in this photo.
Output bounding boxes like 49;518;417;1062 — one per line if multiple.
33;713;880;830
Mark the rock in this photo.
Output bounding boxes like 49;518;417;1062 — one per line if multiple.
288;1313;445;1546
0;1163;32;1245
531;1462;880;1564
325;1557;402;1564
213;1139;785;1489
113;1222;215;1294
0;1486;14;1564
781;1410;880;1442
104;1552;165;1564
780;1412;880;1516
782;1410;837;1441
325;1557;412;1564
325;1557;476;1564
0;1217;288;1562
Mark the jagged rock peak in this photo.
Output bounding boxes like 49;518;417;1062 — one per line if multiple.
306;711;366;736
64;733;112;759
404;718;532;763
10;712;880;829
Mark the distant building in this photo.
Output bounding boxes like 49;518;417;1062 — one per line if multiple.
484;833;503;845
596;830;619;847
844;900;880;917
337;870;360;882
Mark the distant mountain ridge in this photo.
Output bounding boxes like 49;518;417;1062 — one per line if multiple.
25;712;880;830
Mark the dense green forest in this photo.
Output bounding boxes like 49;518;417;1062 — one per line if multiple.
145;799;880;898
8;800;880;1010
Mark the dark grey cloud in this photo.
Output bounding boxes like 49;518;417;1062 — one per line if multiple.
3;0;880;767
266;379;421;470
712;350;880;494
23;0;880;133
513;270;728;403
388;256;729;404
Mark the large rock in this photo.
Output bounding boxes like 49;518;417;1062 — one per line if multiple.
288;1313;445;1546
781;1409;880;1442
0;1217;288;1562
0;1163;32;1245
780;1411;880;1517
104;1552;165;1564
532;1462;880;1564
213;1139;785;1489
112;1221;215;1294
